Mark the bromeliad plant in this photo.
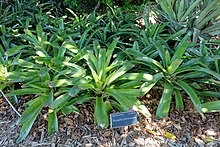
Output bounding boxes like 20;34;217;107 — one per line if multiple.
5;24;151;142
154;0;220;42
67;38;151;128
5;25;86;143
127;38;220;118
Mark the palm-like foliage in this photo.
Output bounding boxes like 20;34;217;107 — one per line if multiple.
154;0;220;42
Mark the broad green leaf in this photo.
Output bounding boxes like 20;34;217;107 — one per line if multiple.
49;79;78;88
107;88;132;110
66;94;95;105
137;56;167;73
111;101;127;112
18;99;43;125
16;104;42;143
165;50;171;68
104;100;113;113
174;89;184;110
94;97;108;128
194;0;220;28
118;80;143;89
6;45;32;56
61;105;80;115
201;101;220;113
97;48;106;80
104;63;134;87
139;81;157;96
167;59;183;74
175;80;202;112
8;88;42;96
79;26;95;49
50;93;71;109
156;0;176;20
171;42;189;62
153;41;167;67
48;109;58;135
68;85;80;97
177;0;185;21
180;0;202;22
12;59;35;68
63;42;79;53
117;73;154;81
36;25;43;42
202;23;220;34
133;100;151;117
156;82;173;118
105;38;119;66
196;67;220;80
198;91;220;98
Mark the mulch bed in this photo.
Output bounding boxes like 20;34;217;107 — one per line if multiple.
1;92;220;147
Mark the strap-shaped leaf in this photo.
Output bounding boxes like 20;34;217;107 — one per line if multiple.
174;89;184;110
18;99;43;125
180;0;202;22
61;105;80;115
16;98;43;142
97;48;106;80
107;88;132;110
49;79;78;88
201;101;220;113
68;85;80;97
156;0;176;20
105;38;119;67
171;42;189;63
198;91;220;98
177;0;185;21
156;82;173;118
6;45;32;56
153;41;167;67
94;97;108;128
137;56;167;73
175;80;202;113
167;59;183;74
196;67;220;80
194;0;219;27
16;104;42;143
50;93;71;109
8;88;42;96
48;109;58;135
104;63;134;87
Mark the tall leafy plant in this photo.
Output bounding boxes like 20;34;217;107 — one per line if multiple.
127;39;220;118
5;25;85;143
67;38;151;128
154;0;220;42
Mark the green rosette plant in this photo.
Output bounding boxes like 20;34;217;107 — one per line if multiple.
127;38;220;118
154;0;220;42
67;38;151;128
5;25;85;143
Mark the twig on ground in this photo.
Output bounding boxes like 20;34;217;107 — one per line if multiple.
0;90;21;117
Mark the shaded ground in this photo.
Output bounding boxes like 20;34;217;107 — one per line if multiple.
1;93;220;147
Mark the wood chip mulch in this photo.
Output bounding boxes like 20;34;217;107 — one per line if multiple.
1;93;220;147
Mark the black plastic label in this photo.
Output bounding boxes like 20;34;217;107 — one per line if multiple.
110;111;137;128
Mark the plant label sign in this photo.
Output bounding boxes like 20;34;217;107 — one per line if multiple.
110;111;137;128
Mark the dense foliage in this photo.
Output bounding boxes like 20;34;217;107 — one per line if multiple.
0;0;220;143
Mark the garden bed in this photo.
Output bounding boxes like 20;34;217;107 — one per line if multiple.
1;95;220;146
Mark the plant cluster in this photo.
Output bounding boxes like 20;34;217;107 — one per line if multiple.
0;0;220;143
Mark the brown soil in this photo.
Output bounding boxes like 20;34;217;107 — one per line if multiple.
1;93;220;147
